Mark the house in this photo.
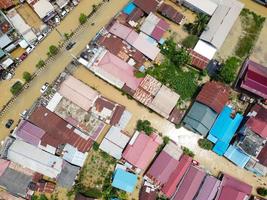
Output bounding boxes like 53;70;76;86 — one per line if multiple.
171;165;206;200
57;161;80;189
7;9;37;44
215;174;252;200
58;76;99;111
238;59;267;100
139;185;157;200
200;0;244;49
224;145;250;168
193;40;217;60
26;0;56;22
99;126;130;159
29;106;94;153
195;175;221;200
161;155;192;198
111;168;138;193
13;120;45;146
158;3;185;25
127;7;144;23
108;22;160;60
145;142;183;187
177;0;217;16
62;144;87;167
140;12;169;41
0;159;33;198
92;49;143;91
208;106;243;156
7;140;63;179
56;0;70;9
189;49;210;70
122;131;161;171
133;0;161;14
0;0;13;10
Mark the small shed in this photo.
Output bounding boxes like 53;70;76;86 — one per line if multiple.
112;168;137;193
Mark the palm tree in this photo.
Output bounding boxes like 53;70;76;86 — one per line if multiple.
192;13;210;36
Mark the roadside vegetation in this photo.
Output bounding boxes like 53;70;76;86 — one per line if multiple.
136;120;154;135
23;71;31;83
198;138;213;150
182;147;195;157
79;13;87;25
218;56;241;84
47;45;59;57
257;187;267;197
36;59;45;69
10;81;23;95
235;9;265;59
148;38;199;100
31;194;48;200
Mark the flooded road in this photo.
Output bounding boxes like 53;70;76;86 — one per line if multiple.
239;0;267;17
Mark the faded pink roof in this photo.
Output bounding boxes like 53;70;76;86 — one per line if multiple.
15;120;45;146
172;166;206;200
162;155;192;198
97;51;143;90
122;132;160;170
0;159;10;176
58;76;99;111
217;187;247;200
195;175;221;200
108;21;133;40
146;151;179;186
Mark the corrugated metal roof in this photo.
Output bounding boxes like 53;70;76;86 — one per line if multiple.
195;175;221;200
112;168;138;193
62;144;87;167
133;0;159;14
183;0;217;15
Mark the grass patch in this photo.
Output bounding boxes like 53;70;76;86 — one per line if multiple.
235;8;265;58
182;34;198;48
134;71;146;78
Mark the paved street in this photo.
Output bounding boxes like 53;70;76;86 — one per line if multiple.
0;0;129;140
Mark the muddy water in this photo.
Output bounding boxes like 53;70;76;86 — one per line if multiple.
239;0;267;17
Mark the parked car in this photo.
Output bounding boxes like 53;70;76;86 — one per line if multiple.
37;34;45;42
5;119;14;129
26;45;35;54
61;10;67;18
66;42;76;50
72;0;79;6
19;53;28;62
20;110;28;118
55;16;60;24
40;82;49;93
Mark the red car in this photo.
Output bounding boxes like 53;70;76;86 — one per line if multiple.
19;52;28;62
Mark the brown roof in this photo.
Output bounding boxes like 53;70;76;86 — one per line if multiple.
158;3;184;25
133;0;159;14
110;105;125;126
0;0;13;9
29;106;93;153
94;97;115;112
257;144;267;167
139;185;157;200
168;108;185;125
190;49;210;70
127;7;144;22
196;81;230;113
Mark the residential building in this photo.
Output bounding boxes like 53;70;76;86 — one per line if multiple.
7;140;63;179
122;131;161;172
195;175;221;200
177;0;217;16
224;145;250;168
133;0;161;14
189;49;210;70
200;0;244;49
0;0;13;10
193;39;217;60
238;59;267;100
139;185;157;200
99;126;130;159
111;168;138;193
56;0;70;9
57;161;80;189
158;3;185;25
145;142;183;187
62;144;87;167
208;106;243;156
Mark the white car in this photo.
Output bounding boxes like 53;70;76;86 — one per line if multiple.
37;34;44;41
55;16;60;24
61;10;67;17
40;82;49;93
26;45;35;54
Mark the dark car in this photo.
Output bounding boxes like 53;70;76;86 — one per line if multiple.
19;52;28;62
66;42;76;50
5;119;14;128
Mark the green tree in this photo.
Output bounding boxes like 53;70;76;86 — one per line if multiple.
10;81;23;95
92;4;97;13
79;13;87;24
257;187;267;196
92;142;99;151
182;147;195;157
218;56;240;84
184;13;210;36
23;71;31;83
182;34;198;48
136;120;154;135
198;138;213;150
172;48;191;67
36;59;45;69
47;45;59;57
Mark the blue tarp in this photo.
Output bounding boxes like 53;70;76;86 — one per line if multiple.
112;168;137;193
123;2;136;15
208;106;243;156
224;145;250;168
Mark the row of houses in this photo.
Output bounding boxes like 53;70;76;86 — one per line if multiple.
0;74;132;198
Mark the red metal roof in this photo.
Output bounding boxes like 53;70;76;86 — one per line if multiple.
133;0;159;14
196;81;230;113
246;104;267;138
0;0;13;9
190;49;210;70
161;155;192;198
29;106;93;153
257;144;267;167
158;3;184;25
139;185;157;200
110;105;125;126
127;7;144;22
241;60;267;99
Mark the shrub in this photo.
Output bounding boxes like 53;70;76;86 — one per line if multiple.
79;186;102;198
218;56;241;84
257;187;267;196
36;59;45;69
10;81;23;95
47;45;59;57
198;138;213;150
79;13;87;24
23;71;31;83
183;147;194;157
134;71;146;78
136;120;154;135
92;142;99;151
182;35;198;48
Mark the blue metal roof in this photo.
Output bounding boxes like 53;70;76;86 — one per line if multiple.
208;106;243;155
112;168;137;193
224;145;250;168
123;2;136;15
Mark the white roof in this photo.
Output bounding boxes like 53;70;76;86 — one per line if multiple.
23;30;37;44
140;12;160;35
7;9;31;34
19;40;29;49
184;0;218;16
7;140;63;179
193;40;217;60
62;144;87;167
99;126;130;159
46;92;63;112
32;0;55;19
163;142;183;160
200;0;244;49
1;58;14;69
56;0;69;8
